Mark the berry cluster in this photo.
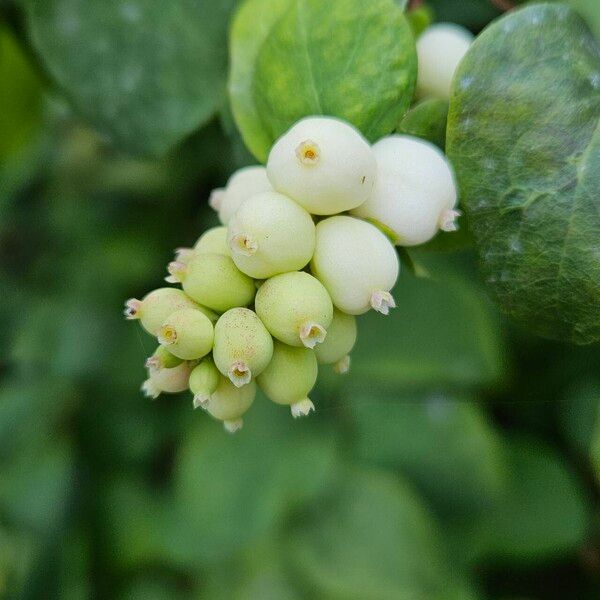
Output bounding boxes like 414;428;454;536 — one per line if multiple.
125;116;459;432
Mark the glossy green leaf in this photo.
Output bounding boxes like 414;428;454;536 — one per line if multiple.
251;0;417;151
397;98;448;149
25;0;236;156
229;0;294;162
447;4;600;344
350;391;506;515
480;437;589;561
287;468;464;600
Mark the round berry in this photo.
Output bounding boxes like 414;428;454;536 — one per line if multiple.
124;288;201;335
157;308;214;360
266;116;376;215
213;308;273;387
227;191;315;279
206;374;256;433
313;309;357;373
311;216;399;315
167;253;255;313
416;23;473;100
189;357;220;409
351;135;459;246
255;271;333;349
209;166;273;225
145;345;183;372
257;341;318;418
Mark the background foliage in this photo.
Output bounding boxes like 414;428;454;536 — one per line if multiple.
0;0;599;599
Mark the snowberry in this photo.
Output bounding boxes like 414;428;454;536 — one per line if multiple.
167;253;255;313
255;271;333;349
257;341;318;418
313;309;357;374
141;361;192;399
145;345;183;372
311;216;399;315
227;191;315;279
351;135;459;246
124;287;201;335
206;374;256;433
157;308;214;360
213;307;273;387
266;116;376;215
189;357;220;409
416;23;474;100
174;226;230;265
209;165;273;225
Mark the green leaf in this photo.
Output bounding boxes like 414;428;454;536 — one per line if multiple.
559;379;600;455
480;436;589;562
396;98;448;149
447;4;600;344
251;0;417;154
287;468;464;600
229;0;294;162
0;23;43;163
349;391;506;516
25;0;236;156
426;0;501;31
567;0;600;40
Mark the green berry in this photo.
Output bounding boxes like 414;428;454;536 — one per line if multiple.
167;253;255;313
266;116;376;215
209;165;273;225
189;357;220;409
206;374;256;433
213;308;273;387
145;345;184;371
227;191;315;279
311;216;399;315
313;309;357;373
257;341;318;418
194;226;230;256
141;362;192;399
124;287;200;335
157;308;214;360
255;271;333;349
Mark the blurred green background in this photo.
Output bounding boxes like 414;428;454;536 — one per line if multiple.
1;1;600;599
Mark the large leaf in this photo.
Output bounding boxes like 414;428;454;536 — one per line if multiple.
25;0;236;156
349;391;506;516
249;0;417;155
447;4;600;344
287;468;470;600
229;0;294;162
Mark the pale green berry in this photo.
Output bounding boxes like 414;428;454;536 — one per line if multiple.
166;253;255;313
209;165;273;225
311;216;399;315
174;226;230;265
313;309;357;373
145;345;183;372
213;308;273;387
257;341;318;418
141;362;192;399
255;271;333;349
157;308;214;360
189;357;220;409
124;287;201;335
416;23;473;100
351;135;459;246
227;191;315;279
206;374;256;433
266;116;376;215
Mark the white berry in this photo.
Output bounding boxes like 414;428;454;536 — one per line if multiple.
209;166;272;225
311;216;399;315
351;135;459;246
416;23;474;100
266;116;376;215
227;191;315;279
